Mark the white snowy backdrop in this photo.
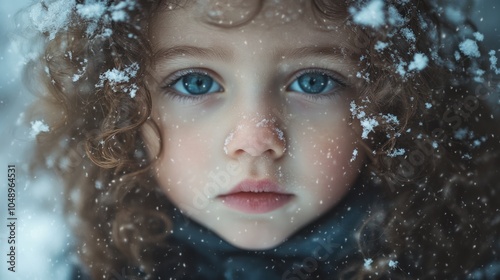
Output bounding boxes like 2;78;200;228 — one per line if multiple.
0;1;498;279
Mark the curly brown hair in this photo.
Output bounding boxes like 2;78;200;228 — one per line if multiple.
26;0;500;279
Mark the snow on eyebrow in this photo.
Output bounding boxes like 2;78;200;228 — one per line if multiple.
350;0;385;28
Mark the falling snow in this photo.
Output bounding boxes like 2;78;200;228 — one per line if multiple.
3;0;500;279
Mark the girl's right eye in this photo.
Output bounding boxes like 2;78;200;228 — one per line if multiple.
169;72;222;96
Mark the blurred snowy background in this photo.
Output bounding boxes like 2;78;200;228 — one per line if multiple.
0;1;76;279
0;0;499;279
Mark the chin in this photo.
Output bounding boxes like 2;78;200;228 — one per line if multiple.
214;224;293;251
226;235;287;250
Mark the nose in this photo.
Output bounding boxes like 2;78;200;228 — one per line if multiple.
225;117;286;160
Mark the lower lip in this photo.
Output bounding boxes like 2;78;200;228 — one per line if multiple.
219;192;294;214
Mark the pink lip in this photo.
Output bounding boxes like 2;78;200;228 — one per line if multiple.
218;179;294;214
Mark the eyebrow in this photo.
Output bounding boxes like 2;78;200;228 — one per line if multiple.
274;46;358;62
153;45;233;66
153;45;357;67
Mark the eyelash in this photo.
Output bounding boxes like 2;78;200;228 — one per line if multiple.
287;68;347;101
160;68;218;103
160;68;347;102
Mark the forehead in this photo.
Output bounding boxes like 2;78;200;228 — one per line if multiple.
149;0;358;52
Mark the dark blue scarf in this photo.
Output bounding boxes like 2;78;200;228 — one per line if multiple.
166;184;379;279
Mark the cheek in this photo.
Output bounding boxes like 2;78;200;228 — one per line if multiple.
291;114;363;203
154;120;218;200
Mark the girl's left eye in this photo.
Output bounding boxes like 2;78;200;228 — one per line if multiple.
170;72;222;95
288;71;343;94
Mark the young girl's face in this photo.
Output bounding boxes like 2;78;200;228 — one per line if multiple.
145;0;364;250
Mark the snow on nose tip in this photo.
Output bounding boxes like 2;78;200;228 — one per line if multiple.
223;118;286;158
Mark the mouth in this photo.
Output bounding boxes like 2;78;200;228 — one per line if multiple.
217;179;294;214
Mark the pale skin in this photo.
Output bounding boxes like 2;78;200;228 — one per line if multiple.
143;0;365;250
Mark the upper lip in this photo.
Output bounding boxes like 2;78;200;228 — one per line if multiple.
219;179;290;196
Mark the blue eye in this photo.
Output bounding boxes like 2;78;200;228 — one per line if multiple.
171;72;222;95
288;72;339;94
